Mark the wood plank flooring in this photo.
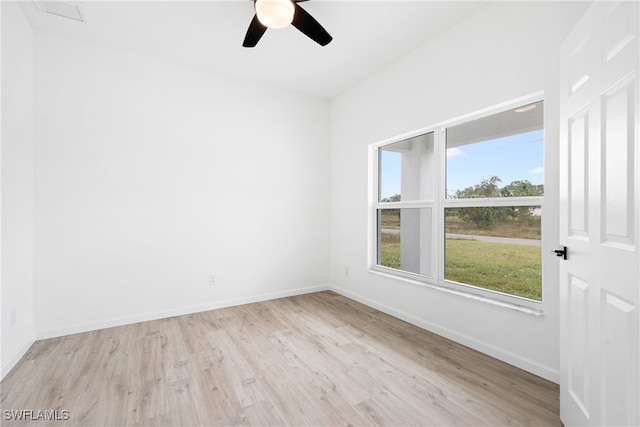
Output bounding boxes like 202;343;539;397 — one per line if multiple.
0;291;561;426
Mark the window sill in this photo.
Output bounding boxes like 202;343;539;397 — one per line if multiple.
368;267;544;317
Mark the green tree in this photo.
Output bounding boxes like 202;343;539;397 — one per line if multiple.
500;180;543;197
455;176;502;199
381;194;401;203
454;176;502;228
453;177;543;228
500;180;543;222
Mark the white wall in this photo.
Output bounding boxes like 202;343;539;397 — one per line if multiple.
329;1;588;382
1;1;36;378
33;33;330;338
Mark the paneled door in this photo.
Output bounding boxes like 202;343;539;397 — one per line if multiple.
559;1;639;426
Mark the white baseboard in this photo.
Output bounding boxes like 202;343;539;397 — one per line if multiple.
36;284;330;340
1;336;35;381
328;285;560;384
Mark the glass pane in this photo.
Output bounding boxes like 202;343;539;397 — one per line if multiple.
445;206;542;301
378;208;432;277
379;132;434;202
446;101;544;199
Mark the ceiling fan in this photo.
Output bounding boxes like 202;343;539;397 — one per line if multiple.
243;0;333;48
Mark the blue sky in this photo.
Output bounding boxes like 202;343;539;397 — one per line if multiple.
380;129;543;199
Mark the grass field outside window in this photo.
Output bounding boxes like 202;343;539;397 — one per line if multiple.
379;211;542;300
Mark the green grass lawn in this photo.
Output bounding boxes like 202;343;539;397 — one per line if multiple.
379;234;541;300
379;233;401;269
445;239;541;300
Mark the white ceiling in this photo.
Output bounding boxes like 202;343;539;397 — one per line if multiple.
18;0;489;99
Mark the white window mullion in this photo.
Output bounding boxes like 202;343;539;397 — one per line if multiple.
443;196;543;208
434;127;446;284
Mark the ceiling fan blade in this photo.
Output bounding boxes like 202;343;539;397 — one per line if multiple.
291;3;332;46
243;14;267;48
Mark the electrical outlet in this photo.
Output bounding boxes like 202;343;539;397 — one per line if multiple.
344;266;350;276
209;275;216;286
10;308;17;326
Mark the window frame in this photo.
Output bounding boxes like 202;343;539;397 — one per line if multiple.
369;93;545;312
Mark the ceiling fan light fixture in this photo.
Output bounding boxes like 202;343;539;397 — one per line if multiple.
255;0;295;29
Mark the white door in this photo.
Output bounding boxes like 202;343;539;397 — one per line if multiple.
559;1;639;426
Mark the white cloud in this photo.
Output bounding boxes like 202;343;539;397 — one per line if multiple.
529;166;544;175
446;147;466;158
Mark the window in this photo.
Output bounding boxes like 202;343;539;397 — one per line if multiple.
377;132;435;277
372;98;544;307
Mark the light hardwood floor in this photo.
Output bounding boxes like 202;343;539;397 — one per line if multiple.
1;291;561;426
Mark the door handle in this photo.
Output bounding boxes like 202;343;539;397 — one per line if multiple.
551;246;568;260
